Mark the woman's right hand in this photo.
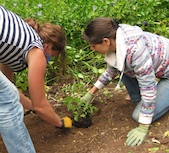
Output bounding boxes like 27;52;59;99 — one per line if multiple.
81;91;93;104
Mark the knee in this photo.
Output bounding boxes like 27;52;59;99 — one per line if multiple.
132;110;139;122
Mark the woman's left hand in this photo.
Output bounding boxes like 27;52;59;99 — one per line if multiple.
126;124;150;146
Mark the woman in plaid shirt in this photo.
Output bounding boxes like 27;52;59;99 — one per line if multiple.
81;17;169;147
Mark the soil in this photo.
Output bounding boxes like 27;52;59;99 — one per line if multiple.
0;81;169;153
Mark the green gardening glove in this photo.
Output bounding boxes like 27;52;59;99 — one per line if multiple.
81;91;93;104
126;124;149;146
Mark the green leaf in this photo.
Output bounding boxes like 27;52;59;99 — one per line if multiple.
98;68;105;74
78;73;84;79
165;149;169;152
148;147;159;151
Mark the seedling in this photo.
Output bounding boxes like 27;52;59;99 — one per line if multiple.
62;83;97;127
62;95;97;122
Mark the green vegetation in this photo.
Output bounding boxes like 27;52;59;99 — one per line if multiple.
2;0;169;84
1;0;169;118
61;83;97;121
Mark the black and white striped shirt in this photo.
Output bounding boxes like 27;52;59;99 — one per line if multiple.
0;6;43;72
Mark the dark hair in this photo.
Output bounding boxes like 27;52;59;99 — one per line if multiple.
83;17;119;44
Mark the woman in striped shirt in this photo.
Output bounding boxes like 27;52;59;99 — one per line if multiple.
0;6;72;153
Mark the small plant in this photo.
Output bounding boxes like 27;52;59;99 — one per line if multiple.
61;83;97;127
62;95;97;122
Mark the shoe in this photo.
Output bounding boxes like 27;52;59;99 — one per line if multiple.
125;94;131;101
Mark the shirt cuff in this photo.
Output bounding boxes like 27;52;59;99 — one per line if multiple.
94;80;105;89
138;114;153;125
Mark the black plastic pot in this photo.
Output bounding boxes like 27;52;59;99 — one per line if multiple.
73;114;92;128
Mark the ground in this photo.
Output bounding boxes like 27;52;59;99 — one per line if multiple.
0;82;169;153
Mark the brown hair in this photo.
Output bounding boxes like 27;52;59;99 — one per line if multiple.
24;18;40;32
83;17;119;44
24;18;66;74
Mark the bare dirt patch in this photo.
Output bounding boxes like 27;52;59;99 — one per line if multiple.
0;82;169;153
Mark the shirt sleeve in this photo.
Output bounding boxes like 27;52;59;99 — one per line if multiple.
94;65;119;89
131;37;157;124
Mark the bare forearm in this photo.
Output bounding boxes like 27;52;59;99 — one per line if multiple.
21;92;62;127
19;91;34;110
33;101;62;127
89;86;99;94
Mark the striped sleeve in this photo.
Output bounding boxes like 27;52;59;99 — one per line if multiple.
0;6;43;72
94;65;119;89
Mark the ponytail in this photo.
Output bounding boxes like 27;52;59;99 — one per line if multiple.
24;18;40;33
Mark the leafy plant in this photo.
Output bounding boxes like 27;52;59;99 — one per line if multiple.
61;83;97;121
13;69;28;92
65;46;106;84
62;96;97;121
